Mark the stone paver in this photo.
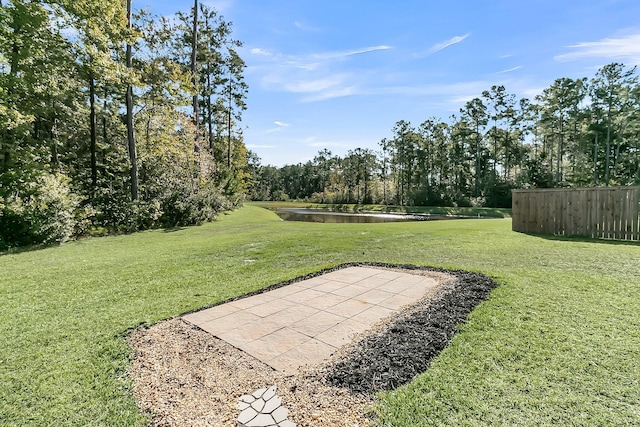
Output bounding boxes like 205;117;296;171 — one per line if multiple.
183;266;439;374
238;385;296;427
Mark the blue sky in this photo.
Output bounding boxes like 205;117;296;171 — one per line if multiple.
147;0;640;166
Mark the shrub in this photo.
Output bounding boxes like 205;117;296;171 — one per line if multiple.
270;190;289;202
89;186;139;233
159;180;232;228
0;171;80;250
484;182;513;208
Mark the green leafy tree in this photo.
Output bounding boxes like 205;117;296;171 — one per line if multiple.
390;120;418;204
460;98;488;197
589;63;639;185
535;77;587;185
313;149;334;202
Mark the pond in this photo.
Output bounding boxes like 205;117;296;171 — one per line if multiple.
272;208;461;223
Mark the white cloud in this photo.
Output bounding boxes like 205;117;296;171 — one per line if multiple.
284;76;342;93
251;48;272;56
498;66;523;73
284;76;347;93
289;61;320;71
277;46;390;71
429;33;470;54
302;86;356;102
250;45;391;102
312;45;392;60
265;121;291;134
554;33;640;64
282;74;360;101
450;95;476;104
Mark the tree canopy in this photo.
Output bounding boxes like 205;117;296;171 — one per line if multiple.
0;0;250;250
248;63;640;208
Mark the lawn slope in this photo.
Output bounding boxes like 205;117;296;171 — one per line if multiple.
1;205;638;426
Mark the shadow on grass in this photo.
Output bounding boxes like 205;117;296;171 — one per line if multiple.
0;242;50;256
0;227;184;256
518;231;640;247
163;227;187;233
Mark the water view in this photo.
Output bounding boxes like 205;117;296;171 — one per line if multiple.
272;208;460;223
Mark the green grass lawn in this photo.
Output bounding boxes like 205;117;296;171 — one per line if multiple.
1;205;638;426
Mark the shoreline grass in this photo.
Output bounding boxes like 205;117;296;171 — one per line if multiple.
1;205;638;425
247;200;512;218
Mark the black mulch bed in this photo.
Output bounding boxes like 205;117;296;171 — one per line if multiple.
319;264;499;395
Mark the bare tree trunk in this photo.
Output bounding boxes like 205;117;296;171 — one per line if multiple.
604;99;613;187
191;0;199;128
89;75;97;190
1;24;19;172
613;143;620;177
102;92;108;167
48;99;59;171
227;73;232;168
126;0;138;200
475;124;481;196
381;140;388;205
207;72;213;150
544;134;551;177
0;130;8;172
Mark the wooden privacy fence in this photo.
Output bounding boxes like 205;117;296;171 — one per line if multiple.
512;186;640;241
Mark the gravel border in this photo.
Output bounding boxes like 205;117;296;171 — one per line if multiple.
127;264;498;426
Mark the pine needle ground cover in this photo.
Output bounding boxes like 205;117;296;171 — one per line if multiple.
1;205;638;426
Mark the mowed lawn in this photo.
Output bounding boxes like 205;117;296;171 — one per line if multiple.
1;205;639;426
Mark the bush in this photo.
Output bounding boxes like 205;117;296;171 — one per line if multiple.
89;186;139;233
483;180;515;208
408;188;450;207
453;196;472;208
270;190;289;202
0;171;80;250
159;181;232;228
133;199;163;230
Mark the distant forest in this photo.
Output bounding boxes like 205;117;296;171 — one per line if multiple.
1;1;249;249
248;63;640;208
2;2;640;251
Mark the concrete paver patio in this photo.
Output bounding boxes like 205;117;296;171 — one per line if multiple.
183;266;439;374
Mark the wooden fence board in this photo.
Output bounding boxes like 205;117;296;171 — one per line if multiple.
512;186;640;241
600;189;608;237
607;189;615;239
624;188;631;238
614;189;623;239
632;189;639;239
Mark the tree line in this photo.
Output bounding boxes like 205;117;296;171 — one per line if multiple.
0;0;249;250
249;63;640;207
